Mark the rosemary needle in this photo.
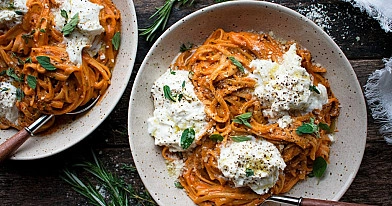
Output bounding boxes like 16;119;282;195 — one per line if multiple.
61;152;157;206
139;0;194;41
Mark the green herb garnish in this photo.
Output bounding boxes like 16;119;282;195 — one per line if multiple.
25;57;32;63
174;181;184;189
39;29;46;33
177;93;183;101
318;122;331;133
163;85;176;102
309;156;328;184
181;128;195;149
62;13;79;36
36;56;56;71
7;3;15;9
60;9;68;19
209;134;224;142
296;118;331;137
232;112;252;128
21;30;36;43
15;10;23;15
169;67;176;75
296;118;318;136
309;85;320;94
245;168;254;177
139;0;194;41
180;42;193;52
6;68;22;82
16;88;24;101
26;75;37;89
112;31;121;50
312;157;327;178
231;135;252;142
228;56;245;73
61;151;157;206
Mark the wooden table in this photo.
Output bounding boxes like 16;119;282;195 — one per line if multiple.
1;0;391;205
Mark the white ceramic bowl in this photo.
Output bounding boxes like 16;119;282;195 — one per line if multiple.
0;0;138;160
128;1;367;205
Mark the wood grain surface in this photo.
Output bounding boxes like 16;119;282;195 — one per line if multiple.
1;0;391;205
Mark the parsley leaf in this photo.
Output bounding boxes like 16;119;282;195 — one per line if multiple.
60;9;68;19
232;112;252;128
16;88;24;101
209;134;223;142
62;13;79;36
180;128;195;149
245;168;254;177
112;32;121;50
36;56;56;71
309;85;320;94
27;75;37;89
296;118;318;136
231;135;252;142
229;56;245;73
163;85;176;102
174;181;184;189
180;42;193;52
6;68;22;82
296;118;331;137
169;68;176;75
21;30;36;43
311;156;327;182
318;122;331;133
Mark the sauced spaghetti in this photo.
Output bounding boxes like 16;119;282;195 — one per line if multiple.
0;0;121;130
148;29;340;205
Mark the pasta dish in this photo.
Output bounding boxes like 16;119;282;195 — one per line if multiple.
148;29;340;205
0;0;121;131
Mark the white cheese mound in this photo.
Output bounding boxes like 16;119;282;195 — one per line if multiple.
248;44;328;127
52;0;104;65
147;69;208;152
0;0;28;29
0;81;19;125
218;137;286;195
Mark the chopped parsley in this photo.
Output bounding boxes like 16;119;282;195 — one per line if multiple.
209;134;224;142
309;85;320;94
112;32;121;50
62;13;79;36
27;75;37;89
245;168;254;177
163;85;176;102
296;118;331;137
229;56;245;73
231;135;252;142
36;56;56;71
180;128;195;149
180;42;193;52
232;112;252;128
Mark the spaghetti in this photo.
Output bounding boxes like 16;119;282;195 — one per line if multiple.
0;0;121;130
157;29;340;205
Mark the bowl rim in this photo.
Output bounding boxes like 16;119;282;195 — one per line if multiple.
4;0;139;160
128;0;367;204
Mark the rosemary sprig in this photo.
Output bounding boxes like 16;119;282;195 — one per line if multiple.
139;0;194;41
61;152;157;206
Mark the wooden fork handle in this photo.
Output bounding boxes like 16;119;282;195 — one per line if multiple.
302;198;373;206
0;129;30;162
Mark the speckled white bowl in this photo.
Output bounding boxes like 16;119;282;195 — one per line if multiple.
128;1;367;205
0;0;138;160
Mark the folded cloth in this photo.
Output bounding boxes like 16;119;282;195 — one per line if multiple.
343;0;392;33
364;58;392;144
